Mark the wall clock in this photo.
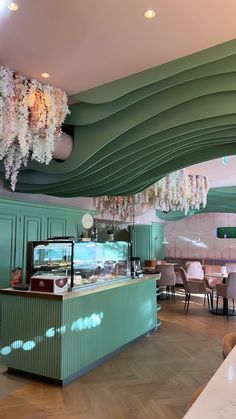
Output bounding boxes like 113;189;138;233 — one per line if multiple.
81;213;93;229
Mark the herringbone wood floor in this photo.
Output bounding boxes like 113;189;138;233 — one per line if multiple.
0;288;236;419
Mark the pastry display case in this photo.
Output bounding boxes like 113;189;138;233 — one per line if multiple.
26;240;131;290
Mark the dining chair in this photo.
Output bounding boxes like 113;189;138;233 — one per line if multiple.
204;264;222;275
155;264;176;302
179;267;212;314
222;332;236;358
186;261;204;280
203;276;214;310
226;263;236;273
188;383;207;408
216;272;236;320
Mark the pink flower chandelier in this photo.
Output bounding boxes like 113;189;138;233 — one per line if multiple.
94;169;209;221
0;65;70;190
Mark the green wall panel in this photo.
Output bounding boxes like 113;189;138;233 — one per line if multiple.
47;216;66;238
0;213;18;288
131;223;164;262
0;198;93;288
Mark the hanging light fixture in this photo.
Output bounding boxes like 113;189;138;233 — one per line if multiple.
162;218;169;245
94;169;209;221
0;65;70;190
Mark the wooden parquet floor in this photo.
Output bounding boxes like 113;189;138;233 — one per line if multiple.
0;288;236;419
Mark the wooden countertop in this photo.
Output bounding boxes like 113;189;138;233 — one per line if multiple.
0;275;160;301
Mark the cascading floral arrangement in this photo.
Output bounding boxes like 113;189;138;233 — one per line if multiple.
94;169;209;221
0;65;70;190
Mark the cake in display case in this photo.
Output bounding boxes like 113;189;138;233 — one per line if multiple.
26;240;131;290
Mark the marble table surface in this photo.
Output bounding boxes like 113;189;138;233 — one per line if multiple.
183;344;236;419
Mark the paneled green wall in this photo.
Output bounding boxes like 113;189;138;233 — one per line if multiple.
0;198;93;288
131;223;164;262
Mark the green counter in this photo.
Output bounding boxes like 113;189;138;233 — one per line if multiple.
0;276;159;385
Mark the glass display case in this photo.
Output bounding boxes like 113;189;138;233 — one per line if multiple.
26;240;131;290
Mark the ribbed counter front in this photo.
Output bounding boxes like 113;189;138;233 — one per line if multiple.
0;275;159;385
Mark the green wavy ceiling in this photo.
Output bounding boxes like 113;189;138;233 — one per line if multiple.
2;38;236;198
157;187;236;220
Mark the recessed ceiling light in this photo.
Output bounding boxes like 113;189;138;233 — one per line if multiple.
7;2;19;11
41;72;50;79
144;9;156;19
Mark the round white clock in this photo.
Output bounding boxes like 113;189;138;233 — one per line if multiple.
81;213;93;229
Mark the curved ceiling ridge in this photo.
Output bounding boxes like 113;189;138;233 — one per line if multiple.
7;39;236;198
71;38;236;104
68;68;236;126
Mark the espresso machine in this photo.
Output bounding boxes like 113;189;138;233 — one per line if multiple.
131;257;143;278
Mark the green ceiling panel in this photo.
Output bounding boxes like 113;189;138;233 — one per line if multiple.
2;39;236;199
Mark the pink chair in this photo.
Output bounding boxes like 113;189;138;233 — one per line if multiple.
188;383;207;408
226;263;236;273
204;264;223;289
223;332;236;358
216;272;236;320
155;264;176;301
180;267;212;314
186;261;204;280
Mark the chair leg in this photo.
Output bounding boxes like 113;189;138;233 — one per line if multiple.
184;293;189;313
233;298;235;311
216;294;219;313
172;286;175;303
184;293;188;312
207;294;210;311
227;300;229;322
204;293;206;306
211;292;214;312
186;294;191;314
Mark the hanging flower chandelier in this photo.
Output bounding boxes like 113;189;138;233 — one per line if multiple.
0;65;70;190
94;169;209;221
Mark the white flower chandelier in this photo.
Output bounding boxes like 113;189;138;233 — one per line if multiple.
0;65;70;190
94;169;209;221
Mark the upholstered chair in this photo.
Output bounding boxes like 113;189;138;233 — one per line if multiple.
222;332;236;358
186;261;204;280
204;264;222;275
180;267;212;314
226;263;236;273
204;264;223;289
155;264;176;301
216;272;236;320
188;383;207;408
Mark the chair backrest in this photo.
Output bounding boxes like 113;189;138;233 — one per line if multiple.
179;267;189;293
204;264;222;275
223;332;236;358
226;263;236;273
186;261;204;280
155;264;176;286
226;272;236;298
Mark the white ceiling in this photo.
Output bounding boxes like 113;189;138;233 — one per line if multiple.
1;0;236;95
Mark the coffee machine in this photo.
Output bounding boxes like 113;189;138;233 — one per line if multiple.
131;257;143;278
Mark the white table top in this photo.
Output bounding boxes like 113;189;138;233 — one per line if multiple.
183;344;236;419
205;272;228;278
